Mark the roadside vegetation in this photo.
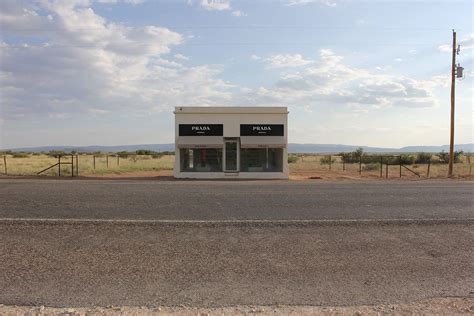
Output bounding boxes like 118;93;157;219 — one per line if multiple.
287;147;472;179
0;148;471;178
0;150;174;176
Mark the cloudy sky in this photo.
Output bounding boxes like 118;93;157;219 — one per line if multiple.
0;0;472;149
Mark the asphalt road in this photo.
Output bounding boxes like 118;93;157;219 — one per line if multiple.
0;179;472;220
1;221;473;307
0;179;473;308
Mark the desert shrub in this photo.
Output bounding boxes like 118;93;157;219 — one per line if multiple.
12;152;29;158
438;150;463;163
362;155;382;164
339;147;364;163
385;155;415;165
117;151;132;158
319;155;336;165
363;162;380;171
0;150;12;155
47;150;66;158
399;154;415;165
32;152;41;156
135;149;159;155
354;147;364;157
415;152;432;164
288;155;298;164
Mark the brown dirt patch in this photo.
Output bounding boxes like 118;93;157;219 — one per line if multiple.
1;297;473;315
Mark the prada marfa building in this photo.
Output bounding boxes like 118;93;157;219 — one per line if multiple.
174;107;289;179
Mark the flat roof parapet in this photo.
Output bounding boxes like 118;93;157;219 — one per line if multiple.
174;106;288;114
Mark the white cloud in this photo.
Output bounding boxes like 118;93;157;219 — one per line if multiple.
231;10;247;17
244;49;442;109
96;0;145;4
438;33;474;53
199;0;231;11
285;0;337;7
265;54;314;68
174;53;190;61
251;54;261;60
394;58;403;62
0;0;234;120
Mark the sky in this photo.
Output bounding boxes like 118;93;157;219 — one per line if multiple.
0;0;473;149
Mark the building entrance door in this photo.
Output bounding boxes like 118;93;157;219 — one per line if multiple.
224;139;239;172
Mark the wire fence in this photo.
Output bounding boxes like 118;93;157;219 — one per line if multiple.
0;152;472;178
0;153;175;177
288;153;473;179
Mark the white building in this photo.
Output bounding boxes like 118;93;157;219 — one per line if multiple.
174;107;289;179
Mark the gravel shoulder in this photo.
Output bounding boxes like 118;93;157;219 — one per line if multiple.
1;297;473;315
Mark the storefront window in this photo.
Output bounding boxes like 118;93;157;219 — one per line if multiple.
240;148;283;172
180;148;223;172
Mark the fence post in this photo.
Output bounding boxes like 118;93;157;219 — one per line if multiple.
359;156;362;175
3;155;6;175
427;158;431;178
106;155;109;168
329;155;331;171
58;155;61;177
71;155;74;178
399;156;402;178
93;155;96;170
380;156;383;177
76;155;79;176
386;163;388;179
342;156;345;171
468;155;471;176
117;155;120;166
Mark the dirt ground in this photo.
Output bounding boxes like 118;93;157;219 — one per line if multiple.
78;168;473;181
1;297;473;315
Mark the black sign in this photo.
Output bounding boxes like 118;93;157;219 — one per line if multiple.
240;124;284;136
179;124;223;136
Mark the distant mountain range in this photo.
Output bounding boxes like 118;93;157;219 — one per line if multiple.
5;143;473;153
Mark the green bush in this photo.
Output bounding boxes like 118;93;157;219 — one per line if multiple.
319;155;336;165
47;150;66;158
385;155;415;165
438;150;463;163
12;152;29;158
362;155;382;164
415;152;432;164
363;162;380;171
117;151;132;158
399;154;415;165
339;147;364;163
135;149;159;155
288;155;298;164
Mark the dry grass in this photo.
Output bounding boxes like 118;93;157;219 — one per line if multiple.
0;154;174;176
288;154;473;180
0;153;472;180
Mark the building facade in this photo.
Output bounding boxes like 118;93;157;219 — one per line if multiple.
174;107;288;179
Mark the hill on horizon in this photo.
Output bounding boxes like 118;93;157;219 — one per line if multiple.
4;143;473;154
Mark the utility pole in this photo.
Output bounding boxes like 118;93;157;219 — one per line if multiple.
448;30;457;177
